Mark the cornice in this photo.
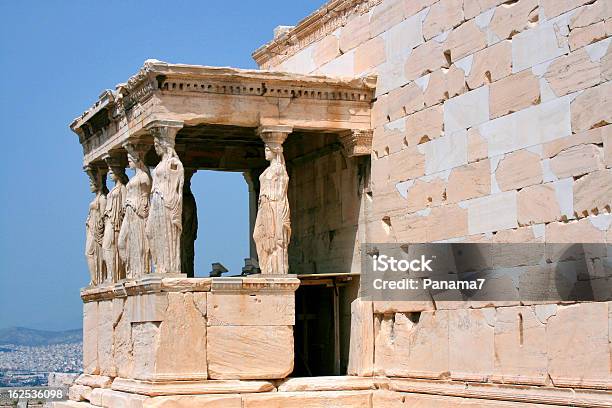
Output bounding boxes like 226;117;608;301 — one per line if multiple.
252;0;383;68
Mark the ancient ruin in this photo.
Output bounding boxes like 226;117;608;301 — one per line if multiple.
57;0;611;406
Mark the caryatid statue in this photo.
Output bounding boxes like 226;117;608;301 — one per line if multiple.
145;121;184;275
253;126;292;275
101;154;128;283
118;143;152;279
181;168;198;277
85;165;108;286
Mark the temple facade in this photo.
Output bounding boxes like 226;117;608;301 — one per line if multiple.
57;0;611;407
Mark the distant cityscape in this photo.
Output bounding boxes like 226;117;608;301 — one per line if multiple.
0;328;82;388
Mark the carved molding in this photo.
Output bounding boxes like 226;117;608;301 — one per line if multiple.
339;129;373;157
252;0;383;68
257;125;293;145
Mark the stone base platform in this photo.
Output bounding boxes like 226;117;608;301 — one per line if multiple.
54;375;612;408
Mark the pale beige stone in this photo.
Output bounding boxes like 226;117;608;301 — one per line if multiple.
495;149;543;191
113;298;133;379
94;388;149;408
489;0;539;40
446;159;490;203
571;0;612;29
427;204;469;241
467;40;513;90
375;311;450;379
75;374;112;389
569;22;607;50
370;0;406;37
405;41;449;81
404;105;444;146
541;0;597;19
131;321;161;381
492;225;543;243
467;127;488;163
339;13;371;53
207;325;293;379
83;302;98;375
423;0;464;40
603;41;612;81
444;87;489;134
347;299;374;376
545;48;601;97
242;391;372;408
278;376;377;392
354;36;386;74
372;94;390;128
312;35;340;67
372;390;404;407
492;306;547;385
518;183;562;225
542;126;605;158
547;302;610;388
447;64;467;98
449;308;494;381
97;300;114;377
423;70;447;107
112;378;274;396
573;169;612;216
463;0;505;19
373;122;405;157
465;191;518;234
512;22;570;72
490;70;540;119
128;293;167;323
69;384;93;402
207;292;293;326
604;125;612;167
445;20;487;62
387;82;424;121
571;80;612;132
550;144;604;178
404;177;447;213
546;218;606;242
388;145;426;182
372;300;435;313
404;0;437;18
144;395;241;408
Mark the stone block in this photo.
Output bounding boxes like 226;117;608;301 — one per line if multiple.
404;105;444;146
423;130;468;174
464;190;518;234
492;306;547;385
385;10;425;60
388;145;426;182
423;70;447;107
372;94;390;128
339;13;371;53
569;22;607;50
144;395;241;408
370;0;406;37
69;384;92;402
427;204;469;241
387;82;424;121
317;49;355;77
570;1;612;29
95;388;149;408
97;300;114;377
463;0;505;20
207;292;293;326
354;36;386;75
242;391;372;408
447;64;468;98
542;126;605;158
278;376;377;392
550;143;604;178
541;0;596;19
444;86;490;134
347;299;374;376
489;0;539;40
449;308;495;381
512;22;570;72
490;70;540;119
517;183;562;225
423;0;464;40
466;40;513;90
207;325;293;379
445;20;487;62
404;177;447;212
128;293;168;323
545;217;606;242
573;169;612;217
312;35;339;67
467;128;488;163
113;298;133;379
604;125;612;167
547;302;610;388
545;48;601;97
280;45;315;75
446;159;490;203
131;322;161;381
495;149;543;191
375;311;450;379
571;81;612;133
75;374;112;389
83;301;98;375
405;41;449;81
404;0;437;18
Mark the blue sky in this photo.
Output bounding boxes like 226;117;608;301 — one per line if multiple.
0;0;325;331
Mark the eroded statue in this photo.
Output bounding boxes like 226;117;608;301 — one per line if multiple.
146;127;184;274
102;157;128;283
253;132;291;274
181;169;198;277
85;166;107;285
118;143;152;278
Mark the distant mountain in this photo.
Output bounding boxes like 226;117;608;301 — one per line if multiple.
0;327;82;347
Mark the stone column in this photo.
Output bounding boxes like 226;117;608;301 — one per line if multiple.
84;164;107;286
254;125;292;275
181;168;198;278
145;120;185;275
243;170;259;261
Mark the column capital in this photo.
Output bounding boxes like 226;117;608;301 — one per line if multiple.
145;120;184;143
102;151;127;169
339;129;373;157
257;125;293;145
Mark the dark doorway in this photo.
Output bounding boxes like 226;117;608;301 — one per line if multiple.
293;274;359;376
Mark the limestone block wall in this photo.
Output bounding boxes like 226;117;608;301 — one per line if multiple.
259;0;612;393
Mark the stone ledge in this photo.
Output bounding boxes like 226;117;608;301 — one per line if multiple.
111;377;275;396
277;375;383;392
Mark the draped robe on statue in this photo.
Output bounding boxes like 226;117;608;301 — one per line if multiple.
102;183;127;282
118;172;151;278
146;156;184;274
253;162;291;274
85;194;106;285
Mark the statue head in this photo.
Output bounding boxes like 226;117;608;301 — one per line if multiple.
153;136;177;158
123;143;149;171
85;165;107;194
264;142;284;164
109;167;129;185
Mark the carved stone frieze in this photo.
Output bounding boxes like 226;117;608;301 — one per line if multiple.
339;129;373;157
